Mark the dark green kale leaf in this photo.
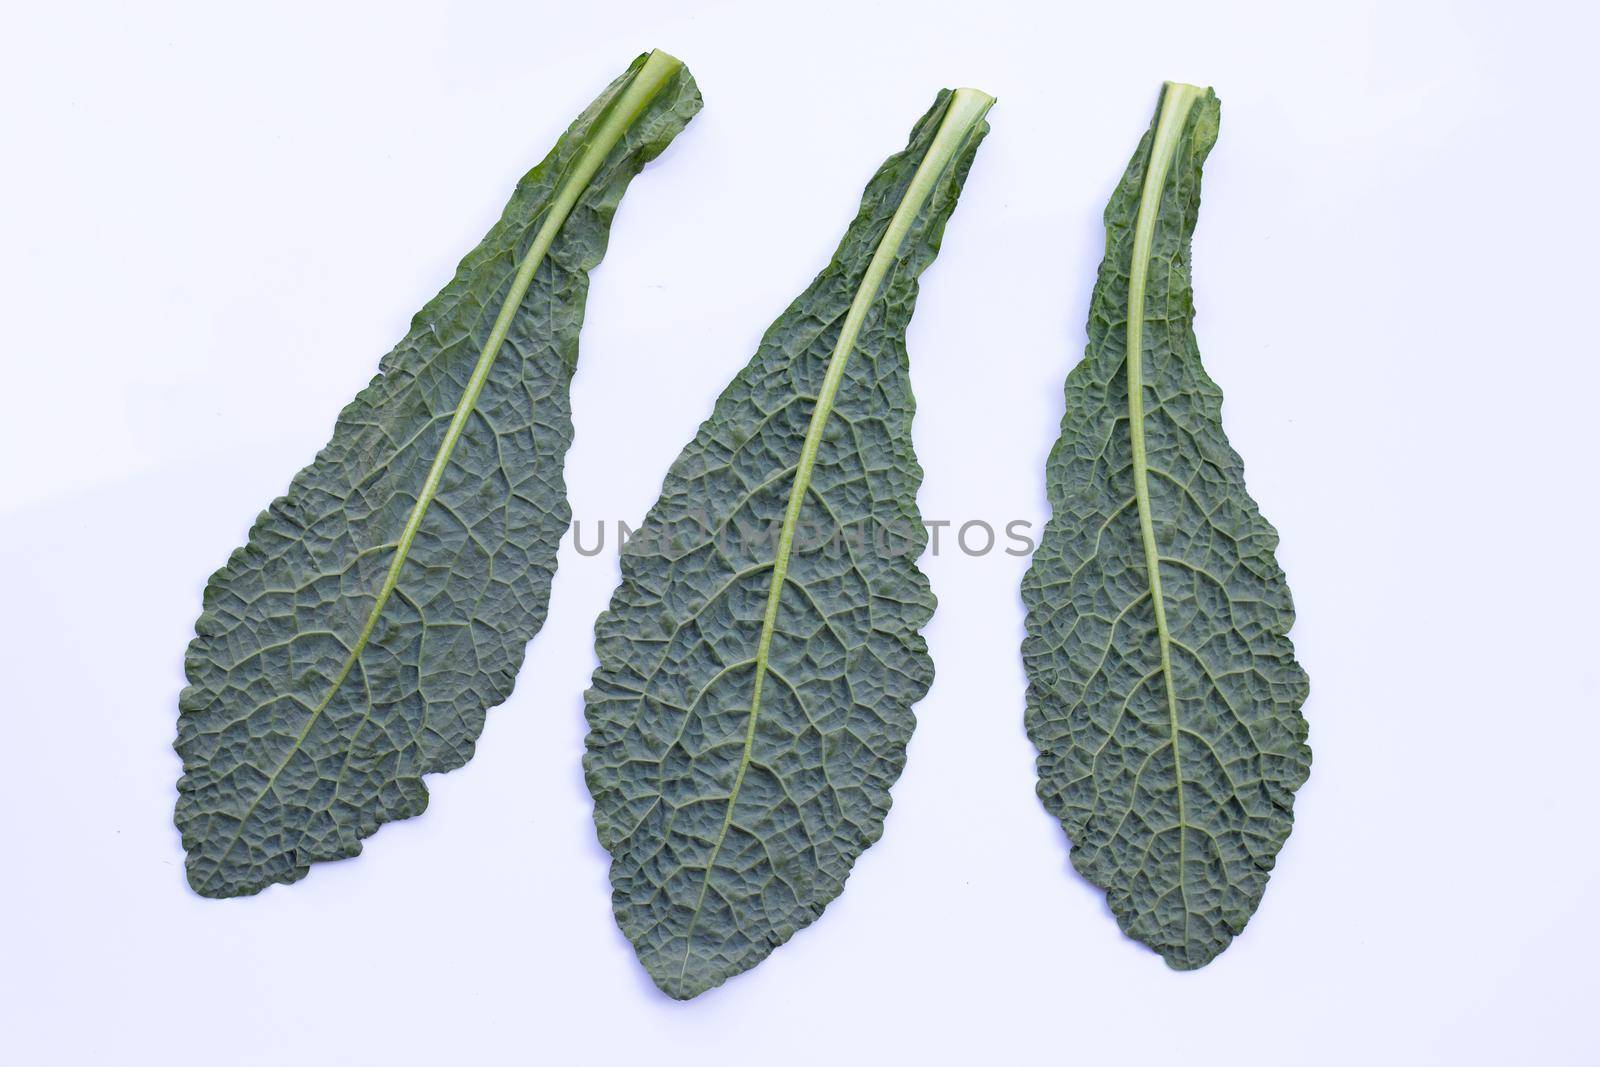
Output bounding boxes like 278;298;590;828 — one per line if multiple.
585;88;993;998
1022;83;1311;968
176;52;701;898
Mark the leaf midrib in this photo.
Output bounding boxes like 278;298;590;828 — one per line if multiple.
201;50;684;890
1124;81;1202;941
673;87;994;995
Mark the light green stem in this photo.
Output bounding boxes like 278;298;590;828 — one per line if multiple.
1126;80;1202;931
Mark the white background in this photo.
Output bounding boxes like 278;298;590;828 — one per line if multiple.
3;1;1597;1063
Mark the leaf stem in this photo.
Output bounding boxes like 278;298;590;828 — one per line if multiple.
1125;79;1202;940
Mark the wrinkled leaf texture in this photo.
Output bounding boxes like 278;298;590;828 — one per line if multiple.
584;88;992;998
1021;83;1310;968
175;52;701;898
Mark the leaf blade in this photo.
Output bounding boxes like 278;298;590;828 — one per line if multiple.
585;89;992;998
1021;83;1311;968
175;51;701;898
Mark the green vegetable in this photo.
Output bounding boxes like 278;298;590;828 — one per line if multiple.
1020;83;1310;968
175;51;701;898
584;88;993;998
